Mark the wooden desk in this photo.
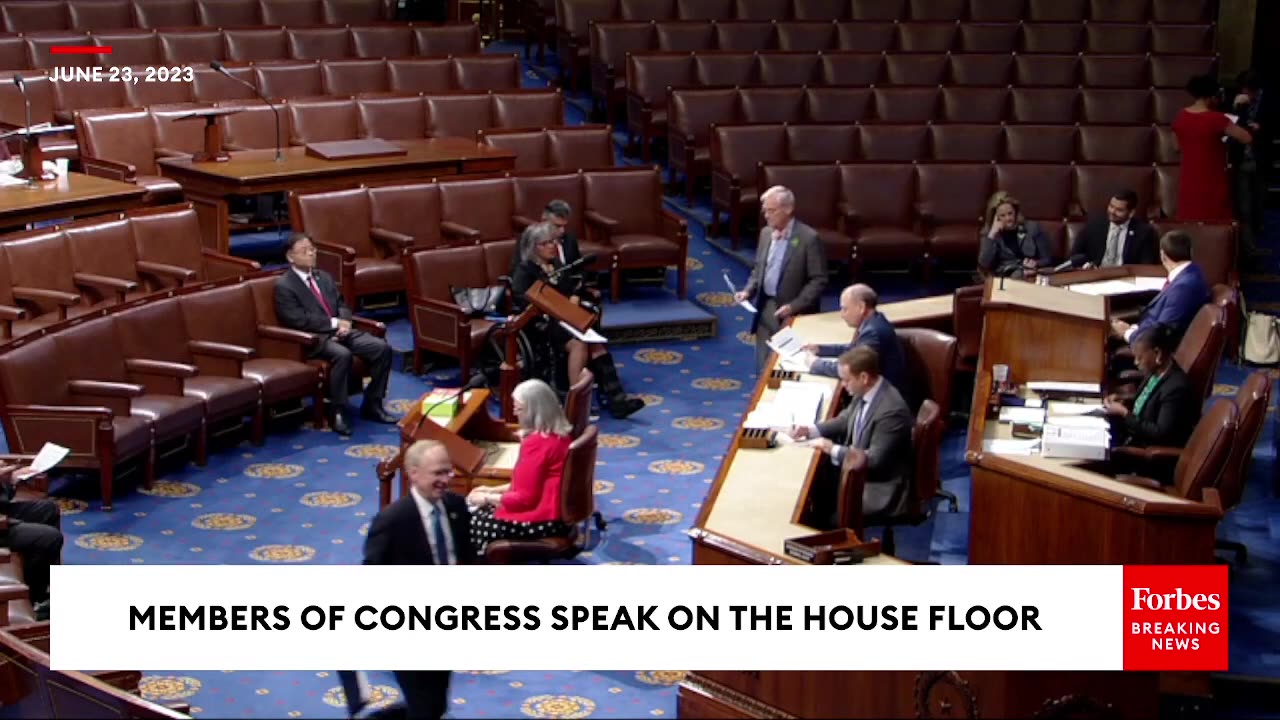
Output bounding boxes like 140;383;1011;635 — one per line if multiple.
0;173;146;230
683;294;1162;718
788;294;953;346
158;138;516;253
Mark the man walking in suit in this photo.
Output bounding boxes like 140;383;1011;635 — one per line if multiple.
789;346;914;526
274;233;395;437
344;439;475;720
800;284;906;392
1070;189;1159;268
1110;230;1209;344
733;186;828;371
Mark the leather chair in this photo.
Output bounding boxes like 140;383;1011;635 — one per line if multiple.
563;368;594;437
484;425;602;564
0;252;32;341
787;124;857;163
290;187;411;309
915;163;994;273
1;228;101;320
1004;126;1077;164
367;183;446;248
625;52;694;161
951;284;984;374
1213;372;1270;564
509;170;615;273
128;203;261;289
582;167;689;300
73;108;185;203
403;244;503;379
839;162;924;276
1210;284;1241;363
60;215;151;305
709;123;786;246
1112;398;1238;506
1175;304;1228;403
760;162;851;265
804;87;872;123
898;329;958;511
589;21;655;125
558;0;618;91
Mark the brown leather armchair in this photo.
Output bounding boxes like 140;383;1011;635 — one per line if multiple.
952;284;984;373
484;425;602;564
72;108;185;203
897;328;958;512
509;170;615;273
1;228;103;320
129;203;261;289
1213;372;1270;564
581;167;689;300
1111;397;1238;505
60;215;152;305
402;244;505;379
290;187;410;309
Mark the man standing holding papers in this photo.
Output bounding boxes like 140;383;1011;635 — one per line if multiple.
734;186;828;371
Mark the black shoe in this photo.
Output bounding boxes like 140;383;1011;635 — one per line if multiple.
360;403;397;424
608;395;645;419
34;600;48;622
331;411;352;437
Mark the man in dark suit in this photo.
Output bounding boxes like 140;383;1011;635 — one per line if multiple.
800;284;906;392
274;233;395;437
1070;189;1159;268
1110;231;1210;345
344;439;475;720
790;346;914;526
0;462;60;622
733;185;829;371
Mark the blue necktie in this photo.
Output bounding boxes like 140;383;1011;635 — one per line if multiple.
432;503;450;565
851;399;868;445
763;238;787;297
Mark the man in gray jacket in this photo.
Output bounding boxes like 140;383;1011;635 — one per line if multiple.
791;346;914;526
734;185;829;371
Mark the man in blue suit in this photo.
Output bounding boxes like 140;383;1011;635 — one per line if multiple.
801;284;907;394
1110;231;1209;345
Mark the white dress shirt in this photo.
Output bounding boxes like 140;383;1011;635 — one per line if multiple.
294;266;339;330
410;486;457;565
806;377;884;466
1102;220;1129;267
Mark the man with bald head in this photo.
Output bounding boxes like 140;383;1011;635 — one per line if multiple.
802;284;906;393
734;185;828;371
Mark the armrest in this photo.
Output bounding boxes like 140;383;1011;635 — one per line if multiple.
73;272;137;301
67;379;145;399
136;260;198;285
10;286;80;307
370;227;414;253
351;316;386;336
201;249;260;271
1111;445;1183;463
81;156;137;183
124;358;198;378
257;324;317;347
5;403;113;418
312;238;358;260
0;304;25;321
224;141;249;151
1113;473;1165;491
154;147;190;159
409;294;468;320
584;210;619;234
188;340;256;360
511;214;537;231
440;220;482;242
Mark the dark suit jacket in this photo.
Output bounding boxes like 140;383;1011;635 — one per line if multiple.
743;220;828;332
1070;218;1159;267
1115;363;1199;449
815;380;914;523
273;268;352;339
811;311;907;394
977;221;1054;275
364;491;475;566
1135;263;1210;341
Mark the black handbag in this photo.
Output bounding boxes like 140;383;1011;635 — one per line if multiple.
451;285;506;316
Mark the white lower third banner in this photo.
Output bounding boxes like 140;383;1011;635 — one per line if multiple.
47;564;1227;672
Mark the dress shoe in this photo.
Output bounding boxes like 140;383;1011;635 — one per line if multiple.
331;411;352;437
360;403;397;424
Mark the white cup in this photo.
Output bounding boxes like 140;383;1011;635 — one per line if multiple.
54;157;68;176
993;364;1010;386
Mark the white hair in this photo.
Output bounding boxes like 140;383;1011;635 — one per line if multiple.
513;379;572;436
761;185;795;208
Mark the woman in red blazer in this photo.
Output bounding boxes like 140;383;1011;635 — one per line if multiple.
468;379;572;552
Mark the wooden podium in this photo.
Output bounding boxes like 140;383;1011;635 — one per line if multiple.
497;279;599;420
1;124;74;181
169;107;241;163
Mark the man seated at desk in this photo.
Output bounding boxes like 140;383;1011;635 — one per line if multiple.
799;284;906;393
1103;324;1200;469
789;346;914;526
1070;189;1159;268
1109;231;1209;345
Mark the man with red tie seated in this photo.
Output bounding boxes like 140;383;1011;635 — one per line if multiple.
1109;230;1210;346
274;233;395;436
352;439;475;720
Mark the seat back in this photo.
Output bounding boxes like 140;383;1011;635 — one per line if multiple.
1173;398;1237;502
909;398;944;522
510;172;586;239
1174;304;1227;403
547;125;614;169
128;203;209;286
178;282;259;351
291;187;376;257
438;177;517;244
1216;372;1270;512
356;94;427;140
3;229;82;313
896;328;957;420
75;108;158;172
53;316;128;384
952;285;984;369
405;245;490;303
582;167;663;235
113;298;194;365
0;335;71;408
368;183;444;248
479;129;548;171
1210;284;1240;362
63;214;142;294
559;425;599;525
563;369;594;438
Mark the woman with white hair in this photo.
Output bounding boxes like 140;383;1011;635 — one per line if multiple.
511;222;643;419
467;378;573;552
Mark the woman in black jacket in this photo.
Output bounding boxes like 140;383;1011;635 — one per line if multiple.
977;192;1054;278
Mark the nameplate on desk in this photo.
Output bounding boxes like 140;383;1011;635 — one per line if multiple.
738;427;775;450
304;139;408;161
767;368;800;390
784;529;881;565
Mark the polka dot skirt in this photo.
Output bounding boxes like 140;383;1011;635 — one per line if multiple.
470;505;570;553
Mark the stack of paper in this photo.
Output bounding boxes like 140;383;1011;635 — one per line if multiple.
1027;380;1102;396
774;380;828;425
983;438;1042;455
1042;423;1109;460
744;402;795;430
998;406;1046;424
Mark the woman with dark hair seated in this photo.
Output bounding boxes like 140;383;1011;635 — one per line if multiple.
976;192;1054;279
1103;324;1199;450
467;379;572;553
510;223;644;419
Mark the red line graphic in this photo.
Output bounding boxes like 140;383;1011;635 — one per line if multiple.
49;46;113;54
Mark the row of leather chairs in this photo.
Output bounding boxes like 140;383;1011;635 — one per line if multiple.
0;203;259;342
70;91;563;198
624;53;1210;159
552;0;1213;87
1;54;522;131
289;166;690;308
477;124;615;172
750;161;1231;283
706;122;1182;229
0;270;382;510
0;0;389;32
0;22;479;71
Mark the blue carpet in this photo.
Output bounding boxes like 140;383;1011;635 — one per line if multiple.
26;41;1280;717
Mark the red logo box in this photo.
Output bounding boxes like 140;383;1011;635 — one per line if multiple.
1123;565;1229;671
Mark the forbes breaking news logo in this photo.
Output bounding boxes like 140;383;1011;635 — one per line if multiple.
1123;566;1229;671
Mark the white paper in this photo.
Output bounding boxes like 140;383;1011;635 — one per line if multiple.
775;431;822;447
1047;401;1104;417
743;402;797;430
998;406;1046;424
778;353;813;373
1044;415;1110;430
774;380;828;425
1131;276;1167;292
1027;381;1102;395
559;321;606;343
768;327;805;357
1066;280;1141;296
983;438;1042;455
722;273;757;314
29;442;69;474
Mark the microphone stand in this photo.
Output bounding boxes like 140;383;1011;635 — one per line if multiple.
210;61;282;163
13;76;37;188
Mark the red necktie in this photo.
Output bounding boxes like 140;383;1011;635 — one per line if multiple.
1162;279;1170;291
308;275;334;317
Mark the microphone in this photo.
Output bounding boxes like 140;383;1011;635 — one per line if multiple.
210;60;282;162
547;253;598;281
418;373;488;426
12;75;36;183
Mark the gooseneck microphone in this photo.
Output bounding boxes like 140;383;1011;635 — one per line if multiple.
546;253;598;282
12;76;36;182
210;60;282;162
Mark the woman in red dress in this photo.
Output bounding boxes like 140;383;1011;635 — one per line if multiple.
1172;75;1253;221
